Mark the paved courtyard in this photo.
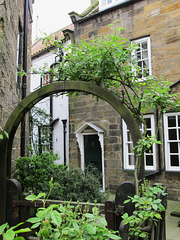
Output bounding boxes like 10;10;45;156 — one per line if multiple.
166;200;180;240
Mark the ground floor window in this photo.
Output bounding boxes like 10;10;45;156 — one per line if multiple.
123;114;156;170
164;112;180;171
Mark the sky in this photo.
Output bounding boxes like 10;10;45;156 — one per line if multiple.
32;0;91;42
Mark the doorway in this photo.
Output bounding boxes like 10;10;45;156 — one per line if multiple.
84;134;102;172
75;122;105;191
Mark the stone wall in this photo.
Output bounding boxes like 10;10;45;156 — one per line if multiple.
69;0;180;198
0;0;32;173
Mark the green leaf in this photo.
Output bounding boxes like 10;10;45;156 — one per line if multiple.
3;229;15;240
31;222;41;229
84;213;94;219
86;224;96;235
14;237;25;240
97;216;107;226
124;199;131;204
10;222;24;230
26;217;41;224
139;232;147;238
155;213;162;219
0;223;8;235
106;233;121;239
72;221;80;233
51;211;62;228
152;204;157;210
122;212;128;220
15;228;31;234
25;192;46;201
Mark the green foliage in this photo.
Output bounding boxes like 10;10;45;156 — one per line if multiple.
0;222;31;240
47;29;180;121
0;181;120;240
15;152;60;194
133;135;161;157
122;180;167;239
0;126;8;140
15;153;108;203
25;189;121;240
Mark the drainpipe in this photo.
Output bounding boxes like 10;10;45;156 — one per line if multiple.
146;108;162;179
62;119;67;165
50;94;53;151
20;0;28;157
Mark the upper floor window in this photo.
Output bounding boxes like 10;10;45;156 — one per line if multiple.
164;112;180;171
123;114;156;171
99;0;125;11
132;37;152;79
41;73;50;87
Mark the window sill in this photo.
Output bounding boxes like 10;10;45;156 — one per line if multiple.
123;169;159;177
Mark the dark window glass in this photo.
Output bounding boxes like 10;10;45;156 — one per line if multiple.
168;116;176;127
146;155;153;166
169;129;177;140
178;116;180;127
170;155;179;167
170;142;178;153
145;118;151;128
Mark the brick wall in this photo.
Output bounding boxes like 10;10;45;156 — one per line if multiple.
69;0;180;198
0;0;32;173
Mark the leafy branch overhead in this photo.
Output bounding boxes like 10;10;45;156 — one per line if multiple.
40;29;180;122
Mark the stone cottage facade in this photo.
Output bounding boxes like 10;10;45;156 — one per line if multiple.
68;0;180;199
0;0;33;172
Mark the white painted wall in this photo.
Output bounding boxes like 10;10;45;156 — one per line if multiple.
31;43;69;165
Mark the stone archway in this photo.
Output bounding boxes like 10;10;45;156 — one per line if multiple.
0;81;141;224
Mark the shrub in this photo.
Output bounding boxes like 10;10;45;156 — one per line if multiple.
15;153;108;203
122;180;167;239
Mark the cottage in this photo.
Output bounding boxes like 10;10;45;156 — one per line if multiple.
67;0;180;199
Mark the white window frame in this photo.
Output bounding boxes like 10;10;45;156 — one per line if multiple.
164;112;180;171
123;114;156;171
131;37;152;79
42;73;50;86
99;0;126;11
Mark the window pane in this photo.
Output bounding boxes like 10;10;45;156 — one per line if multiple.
178;116;180;127
127;131;132;141
169;129;177;140
129;155;134;165
142;41;148;50
170;142;178;153
145;118;151;128
142;50;148;60
102;0;106;6
146;155;153;166
137;51;141;60
128;143;133;153
170;155;179;167
168;116;176;127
